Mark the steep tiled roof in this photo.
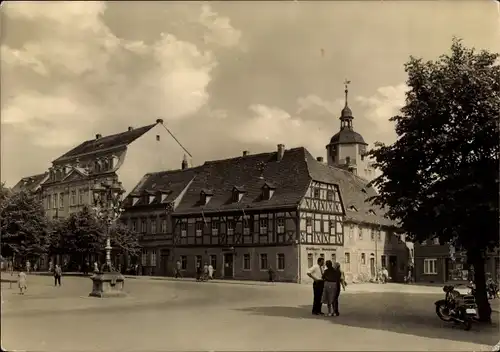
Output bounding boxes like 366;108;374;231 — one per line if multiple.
12;172;49;193
127;166;201;207
126;146;397;228
53;123;156;163
304;150;395;227
174;148;312;214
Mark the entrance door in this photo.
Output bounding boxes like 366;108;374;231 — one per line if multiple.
370;257;376;277
223;253;234;278
160;249;169;276
389;256;397;281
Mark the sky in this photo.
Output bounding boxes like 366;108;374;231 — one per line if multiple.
1;0;499;186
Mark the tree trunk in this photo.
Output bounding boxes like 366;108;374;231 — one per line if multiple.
468;248;492;323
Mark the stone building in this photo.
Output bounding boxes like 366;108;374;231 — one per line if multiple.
11;172;49;201
39;119;181;219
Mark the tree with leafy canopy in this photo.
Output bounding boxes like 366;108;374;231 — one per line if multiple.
368;38;499;322
56;206;140;266
0;188;51;261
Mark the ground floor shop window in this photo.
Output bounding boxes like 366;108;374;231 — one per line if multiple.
210;255;217;269
243;254;251;270
423;258;437;275
446;258;469;281
260;254;268;270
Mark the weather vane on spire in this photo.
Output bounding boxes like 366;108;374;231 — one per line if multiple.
344;79;351;106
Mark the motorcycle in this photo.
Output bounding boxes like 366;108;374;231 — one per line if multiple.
435;284;477;331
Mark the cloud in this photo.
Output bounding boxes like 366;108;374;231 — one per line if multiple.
1;1;241;150
296;94;343;117
234;104;331;158
355;83;407;141
199;4;242;47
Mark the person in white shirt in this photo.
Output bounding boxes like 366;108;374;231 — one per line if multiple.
307;257;325;315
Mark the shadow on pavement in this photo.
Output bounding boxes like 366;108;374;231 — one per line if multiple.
238;293;500;347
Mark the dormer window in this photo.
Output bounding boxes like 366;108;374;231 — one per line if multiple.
149;195;155;204
368;209;376;215
200;189;213;205
261;182;276;200
349;205;358;212
131;196;140;206
110;155;118;169
232;186;245;202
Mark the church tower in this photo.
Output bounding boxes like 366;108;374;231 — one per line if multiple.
326;81;375;180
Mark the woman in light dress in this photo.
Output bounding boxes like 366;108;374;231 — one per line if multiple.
18;271;27;295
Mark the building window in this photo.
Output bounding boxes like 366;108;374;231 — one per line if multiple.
319;253;325;259
141;219;147;233
53;194;58;209
326;190;334;201
371;229;375;241
329;220;336;235
195;255;202;269
277;218;285;234
243;217;250;235
424;258;438;275
150;219;157;234
345;252;350;263
260;253;268;270
195;222;203;237
433;238;440;245
259;218;267;235
361;253;366;265
313;188;320;198
277;253;285;271
210;254;217;269
46;195;51;209
211;221;219;235
131;219;137;232
306;217;312;234
180;223;187;237
331;253;336;263
227;220;235;235
78;190;84;205
180;255;187;270
150;250;157;266
161;219;167;233
307;253;314;268
381;255;387;268
59;193;64;208
359;227;364;240
141;250;147;266
70;190;76;206
243;254;251;270
377;230;382;241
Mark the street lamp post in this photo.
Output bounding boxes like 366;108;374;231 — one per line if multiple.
88;179;127;298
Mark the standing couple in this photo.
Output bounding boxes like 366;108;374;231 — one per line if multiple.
307;257;346;316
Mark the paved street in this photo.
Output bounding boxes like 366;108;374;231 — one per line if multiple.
2;275;499;351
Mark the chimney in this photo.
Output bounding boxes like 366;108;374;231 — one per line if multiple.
181;155;188;170
277;144;285;161
128;126;134;131
316;157;324;163
95;134;102;140
156;118;164;124
242;151;249;157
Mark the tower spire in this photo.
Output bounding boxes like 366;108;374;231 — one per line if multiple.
344;79;351;108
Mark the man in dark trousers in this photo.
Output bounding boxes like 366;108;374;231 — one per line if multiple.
307;257;325;315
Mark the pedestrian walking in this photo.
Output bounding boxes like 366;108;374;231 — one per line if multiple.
54;264;62;287
268;267;275;282
203;263;209;281
208;263;214;280
18;271;27;295
174;260;182;278
196;263;202;281
307;257;325;315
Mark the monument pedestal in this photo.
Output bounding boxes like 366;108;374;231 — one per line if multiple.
89;272;127;298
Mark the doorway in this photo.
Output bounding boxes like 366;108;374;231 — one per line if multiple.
389;255;397;281
160;249;170;276
223;253;234;278
370;257;376;277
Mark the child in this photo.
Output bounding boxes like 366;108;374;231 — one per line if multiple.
18;271;27;295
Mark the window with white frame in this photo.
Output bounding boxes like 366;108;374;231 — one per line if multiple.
277;253;285;271
150;219;157;234
306;217;312;234
277;218;285;234
326;190;334;201
424;258;438;274
70;190;77;206
53;194;58;209
150;250;157;266
243;217;250;235
260;253;268;270
243;254;251;270
313;188;320;198
78;189;85;204
195;222;203;237
307;253;314;268
161;219;167;233
211;220;219;235
359;227;364;240
180;223;187;237
59;193;64;208
227;220;235;235
259;218;267;235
